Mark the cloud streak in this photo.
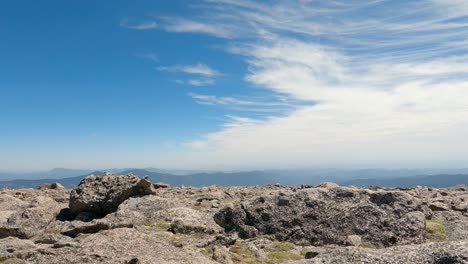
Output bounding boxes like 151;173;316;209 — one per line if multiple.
120;19;158;30
148;0;468;168
159;63;221;86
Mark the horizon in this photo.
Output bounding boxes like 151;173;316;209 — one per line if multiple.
1;0;468;171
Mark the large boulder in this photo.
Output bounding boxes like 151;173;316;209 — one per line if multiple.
214;187;427;247
25;228;218;264
287;240;468;264
0;191;63;239
69;173;156;216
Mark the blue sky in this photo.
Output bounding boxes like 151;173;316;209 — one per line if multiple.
1;0;468;171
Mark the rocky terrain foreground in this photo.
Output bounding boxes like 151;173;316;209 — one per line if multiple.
1;173;468;264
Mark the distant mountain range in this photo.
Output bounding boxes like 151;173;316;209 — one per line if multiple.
0;168;467;189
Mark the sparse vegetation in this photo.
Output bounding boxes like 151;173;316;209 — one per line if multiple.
264;241;302;264
165;232;208;247
426;218;447;241
0;258;27;264
141;219;171;230
230;242;258;264
201;246;214;257
228;240;304;264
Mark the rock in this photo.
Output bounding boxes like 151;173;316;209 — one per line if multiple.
153;182;171;189
452;201;468;213
53;241;79;249
213;246;234;264
74;211;98;222
429;202;450;211
126;258;140;264
315;182;339;188
254;248;267;262
168;207;220;234
214;188;426;247
0;192;63;239
0;237;37;259
25;228;218;264
60;212;136;238
2;183;468;264
346;235;362;246
37;182;65;190
274;183;281;187
287;240;468;264
69;173;156;216
51;183;65;189
34;233;73;245
304;251;320;259
0;236;37;250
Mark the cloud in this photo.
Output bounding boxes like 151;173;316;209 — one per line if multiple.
142;0;468;168
187;92;306;113
159;63;221;86
161;18;234;38
187;79;215;86
120;19;158;30
158;63;220;77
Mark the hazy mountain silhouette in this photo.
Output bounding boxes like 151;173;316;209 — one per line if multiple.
1;169;468;189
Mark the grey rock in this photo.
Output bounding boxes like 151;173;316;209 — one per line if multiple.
0;237;37;258
315;182;339;188
69;173;156;216
213;246;234;264
38;182;65;190
34;233;73;245
153;182;171;189
345;235;362;246
286;240;468;264
214;188;426;247
0;191;63;239
26;228;218;264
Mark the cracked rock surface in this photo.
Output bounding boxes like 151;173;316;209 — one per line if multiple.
1;173;468;263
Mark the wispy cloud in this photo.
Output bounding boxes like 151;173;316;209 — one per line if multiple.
159;63;221;86
120;19;158;30
161;17;235;38
136;0;468;168
187;79;214;86
158;63;220;77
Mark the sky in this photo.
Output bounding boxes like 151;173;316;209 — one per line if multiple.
1;0;468;171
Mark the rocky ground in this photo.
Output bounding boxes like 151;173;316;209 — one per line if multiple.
1;173;468;264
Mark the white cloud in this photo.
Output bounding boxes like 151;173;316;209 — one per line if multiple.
159;63;221;86
187;79;215;86
120;19;158;30
158;63;220;77
161;18;235;38
146;0;468;168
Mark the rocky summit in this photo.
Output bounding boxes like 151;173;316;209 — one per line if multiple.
1;173;468;264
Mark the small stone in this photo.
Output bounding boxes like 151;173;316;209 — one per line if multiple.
126;258;140;264
305;251;320;259
153;182;171;189
50;183;65;189
315;182;339;188
254;248;267;262
213;246;234;264
429;202;450;211
346;235;362;246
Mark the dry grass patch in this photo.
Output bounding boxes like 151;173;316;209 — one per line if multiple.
426;218;447;241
